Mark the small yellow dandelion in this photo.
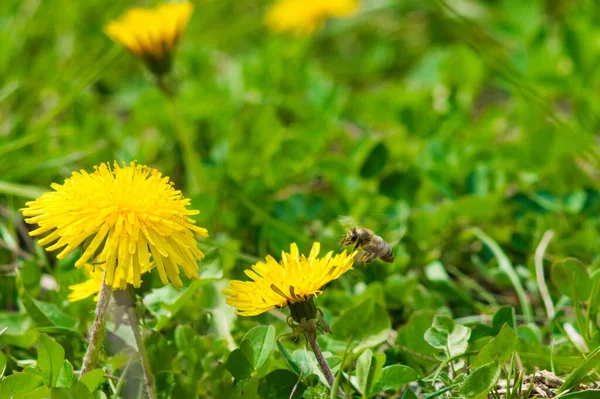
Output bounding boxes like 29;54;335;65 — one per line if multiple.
104;2;194;76
222;242;356;317
265;0;358;35
68;262;154;302
20;161;208;289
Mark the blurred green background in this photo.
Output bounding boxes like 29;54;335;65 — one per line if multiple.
3;0;600;397
4;0;600;269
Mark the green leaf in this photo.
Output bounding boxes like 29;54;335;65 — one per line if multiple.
471;324;518;368
79;369;104;392
50;382;90;399
424;315;471;357
276;340;303;376
332;299;391;351
225;349;253;380
290;348;313;377
145;333;175;373
258;369;305;399
588;277;600;315
492;306;516;332
33;300;76;329
355;349;385;397
558;349;600;393
0;372;44;399
197;281;236;356
18;290;54;328
37;333;65;387
552;258;593;301
55;360;74;388
558;391;600;399
360;142;389;178
395;310;437;368
20;261;42;291
401;389;419;399
460;361;501;399
517;324;541;346
240;325;275;371
13;385;52;399
91;390;108;399
424;261;474;305
155;371;176;399
240;375;260;399
16;278;77;330
384;273;419;306
0;330;38;349
22;366;45;379
0;313;29;335
371;365;418;394
175;325;198;366
174;325;195;352
564;191;587;214
311;353;342;389
31;327;85;343
379;170;421;202
143;278;216;331
288;348;341;388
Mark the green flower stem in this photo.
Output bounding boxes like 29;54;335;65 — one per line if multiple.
158;79;204;196
307;331;346;399
125;293;157;399
80;269;112;376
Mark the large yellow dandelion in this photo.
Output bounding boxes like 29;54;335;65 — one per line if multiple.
265;0;358;35
222;242;356;317
68;262;154;302
104;2;194;76
20;161;208;289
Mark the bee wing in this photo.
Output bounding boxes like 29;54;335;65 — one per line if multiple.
359;208;408;246
336;216;358;248
337;215;360;230
385;227;405;247
338;214;405;245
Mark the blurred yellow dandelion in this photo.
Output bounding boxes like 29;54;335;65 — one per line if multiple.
68;262;154;302
222;242;356;317
104;2;194;76
265;0;358;35
20;161;208;289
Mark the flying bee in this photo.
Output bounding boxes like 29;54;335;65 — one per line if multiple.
341;227;394;265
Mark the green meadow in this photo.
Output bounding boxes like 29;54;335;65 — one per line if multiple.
2;0;600;398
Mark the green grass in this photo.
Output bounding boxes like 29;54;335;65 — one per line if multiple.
3;0;600;398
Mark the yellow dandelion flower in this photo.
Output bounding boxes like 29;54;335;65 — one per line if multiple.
68;262;154;302
104;2;194;76
20;161;208;289
222;242;356;317
265;0;358;35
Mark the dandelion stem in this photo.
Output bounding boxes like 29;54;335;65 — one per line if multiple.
158;79;203;196
125;293;157;399
80;270;112;376
307;332;346;399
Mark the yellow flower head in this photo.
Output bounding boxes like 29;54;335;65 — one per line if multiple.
104;2;194;76
20;161;208;289
265;0;358;35
222;242;356;316
68;262;154;302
